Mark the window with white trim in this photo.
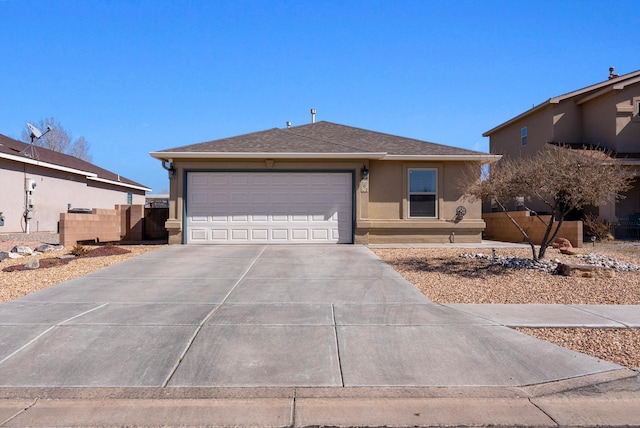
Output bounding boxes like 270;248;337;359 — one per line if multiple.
521;127;528;146
408;169;437;218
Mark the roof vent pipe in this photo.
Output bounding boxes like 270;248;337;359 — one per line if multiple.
311;108;316;123
286;121;291;128
609;67;619;79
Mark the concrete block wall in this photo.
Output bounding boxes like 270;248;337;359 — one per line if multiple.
483;211;583;248
59;208;122;247
116;204;144;241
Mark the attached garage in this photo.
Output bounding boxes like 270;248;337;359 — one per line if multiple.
151;121;499;245
186;171;353;243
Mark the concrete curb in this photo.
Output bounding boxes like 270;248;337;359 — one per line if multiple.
1;370;638;427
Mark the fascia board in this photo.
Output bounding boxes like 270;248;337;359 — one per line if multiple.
382;154;502;163
149;151;388;160
482;102;552;136
0;152;98;177
612;75;640;90
86;176;151;192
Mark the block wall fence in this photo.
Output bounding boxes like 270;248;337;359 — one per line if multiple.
483;211;583;248
59;205;144;247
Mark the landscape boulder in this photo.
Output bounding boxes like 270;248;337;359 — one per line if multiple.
557;262;614;278
25;259;40;270
552;237;578;255
11;245;33;255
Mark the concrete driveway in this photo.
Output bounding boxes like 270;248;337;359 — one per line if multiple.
0;245;624;388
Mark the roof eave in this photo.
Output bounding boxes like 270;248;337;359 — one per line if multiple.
150;151;499;163
150;151;388;160
0;151;98;177
0;151;150;192
382;154;502;164
86;176;151;192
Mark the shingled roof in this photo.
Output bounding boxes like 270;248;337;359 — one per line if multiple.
0;133;149;191
151;121;498;162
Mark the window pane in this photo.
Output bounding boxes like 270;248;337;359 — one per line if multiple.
410;195;436;217
409;170;436;193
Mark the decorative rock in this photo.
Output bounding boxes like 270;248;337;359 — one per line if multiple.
25;258;40;270
557;262;614;278
459;251;639;274
552;237;578;255
34;244;64;252
0;252;9;262
11;245;33;255
58;254;76;259
7;252;23;259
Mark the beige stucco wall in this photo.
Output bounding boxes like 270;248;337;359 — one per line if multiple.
0;158;145;233
615;85;640;153
552;99;584;143
582;91;617;148
165;158;485;245
489;105;554;159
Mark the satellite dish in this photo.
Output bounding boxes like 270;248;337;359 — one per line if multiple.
26;123;42;139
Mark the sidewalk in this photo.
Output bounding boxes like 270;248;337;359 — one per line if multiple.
2;372;640;427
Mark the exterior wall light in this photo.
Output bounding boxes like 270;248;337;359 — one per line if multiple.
361;165;369;179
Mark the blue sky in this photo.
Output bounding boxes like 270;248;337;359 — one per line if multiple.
1;0;638;193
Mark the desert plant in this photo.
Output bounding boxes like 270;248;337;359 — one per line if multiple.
583;214;614;241
69;244;89;257
462;145;634;260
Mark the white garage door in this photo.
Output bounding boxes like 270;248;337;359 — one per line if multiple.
186;172;353;244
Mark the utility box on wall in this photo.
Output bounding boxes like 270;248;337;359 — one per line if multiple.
0;212;4;226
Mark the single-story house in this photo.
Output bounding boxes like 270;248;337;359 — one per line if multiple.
150;121;500;245
0;133;150;233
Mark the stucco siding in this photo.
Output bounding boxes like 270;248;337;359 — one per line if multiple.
615;85;640;153
552;101;583;143
489;106;553;159
167;158;484;245
0;159;145;233
368;160;402;220
582;92;617;148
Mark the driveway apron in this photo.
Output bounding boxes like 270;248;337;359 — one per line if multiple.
0;245;622;388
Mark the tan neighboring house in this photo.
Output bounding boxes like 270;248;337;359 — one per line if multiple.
483;68;640;222
0;133;150;233
150;121;499;245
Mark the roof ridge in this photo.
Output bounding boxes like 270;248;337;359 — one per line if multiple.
282;123;379;153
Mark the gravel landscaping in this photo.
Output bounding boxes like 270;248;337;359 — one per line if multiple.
373;243;640;369
0;233;162;302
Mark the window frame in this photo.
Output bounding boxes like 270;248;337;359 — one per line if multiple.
407;168;438;218
521;127;528;146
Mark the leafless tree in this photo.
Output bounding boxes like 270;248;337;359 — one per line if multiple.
463;145;635;260
21;117;92;162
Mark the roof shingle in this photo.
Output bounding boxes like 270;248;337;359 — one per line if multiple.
155;121;487;157
0;133;148;189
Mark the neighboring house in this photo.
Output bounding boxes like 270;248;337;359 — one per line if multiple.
483;68;640;222
0;133;150;233
150;121;499;245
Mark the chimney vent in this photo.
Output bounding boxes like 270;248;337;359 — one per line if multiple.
286;121;291;128
311;108;316;123
609;67;619;79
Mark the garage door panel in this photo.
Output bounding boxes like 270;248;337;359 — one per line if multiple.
186;172;352;244
211;230;228;240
